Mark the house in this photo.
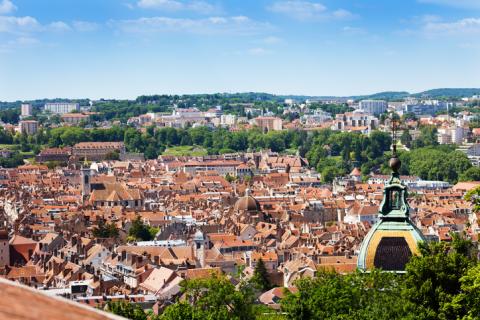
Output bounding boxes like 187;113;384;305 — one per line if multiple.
139;267;183;299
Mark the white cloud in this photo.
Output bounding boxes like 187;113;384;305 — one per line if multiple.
269;1;326;20
342;26;366;35
333;9;353;19
48;21;71;32
262;36;283;44
418;0;480;9
111;16;272;36
247;47;270;56
73;20;99;32
137;0;217;14
423;18;480;35
0;16;40;34
269;1;353;21
0;0;16;14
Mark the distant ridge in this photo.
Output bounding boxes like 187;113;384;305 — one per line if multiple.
413;88;480;99
1;88;480;106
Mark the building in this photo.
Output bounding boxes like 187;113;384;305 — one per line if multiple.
254;116;283;132
44;102;80;114
359;100;387;115
21;103;32;118
36;147;72;163
302;109;332;126
332;111;379;134
357;154;425;272
437;125;465;145
404;101;449;116
220;114;237;126
183;160;242;176
0;229;9;267
19;120;39;135
72;142;125;161
89;182;144;209
61;113;89;125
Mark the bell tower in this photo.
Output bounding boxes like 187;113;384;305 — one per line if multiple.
81;167;91;198
357;115;425;272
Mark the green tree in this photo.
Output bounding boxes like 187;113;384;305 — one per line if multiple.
106;301;147;320
92;219;119;238
459;167;480;182
161;274;256;320
402;234;477;320
250;259;271;291
128;217;153;241
401;130;412;148
281;270;404;320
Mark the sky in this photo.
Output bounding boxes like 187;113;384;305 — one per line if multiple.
0;0;479;101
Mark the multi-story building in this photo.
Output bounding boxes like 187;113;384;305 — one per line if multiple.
183;160;242;176
44;102;80;114
359;100;387;115
19;120;39;135
61;113;89;124
21;103;32;118
72;142;125;161
404;101;450;116
220;114;237;126
302;109;332;126
332;111;379;134
254;116;283;132
36;147;72;163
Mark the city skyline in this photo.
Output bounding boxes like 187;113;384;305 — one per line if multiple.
1;0;480;100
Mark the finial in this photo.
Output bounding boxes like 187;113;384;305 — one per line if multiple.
389;113;401;174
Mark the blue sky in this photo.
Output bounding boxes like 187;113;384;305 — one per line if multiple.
0;0;479;100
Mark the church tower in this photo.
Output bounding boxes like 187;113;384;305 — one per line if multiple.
193;230;208;268
357;125;425;272
81;167;91;198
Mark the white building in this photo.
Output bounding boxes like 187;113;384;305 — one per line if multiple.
332;111;379;134
19;120;39;135
220;114;237;126
44;102;80;114
21;103;32;118
359;100;387;115
302;109;332;126
254;116;283;131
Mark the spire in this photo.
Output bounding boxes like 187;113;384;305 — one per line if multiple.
389;113;401;178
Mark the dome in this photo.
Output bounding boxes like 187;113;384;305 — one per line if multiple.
234;189;260;212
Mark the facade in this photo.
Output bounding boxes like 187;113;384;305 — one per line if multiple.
0;229;9;267
21;103;32;118
36;147;72;163
72;142;125;161
44;102;80;114
89;183;144;209
254;117;283;131
183;160;242;176
332;111;379;134
404;102;448;116
61;113;89;124
19;120;39;135
359;100;387;115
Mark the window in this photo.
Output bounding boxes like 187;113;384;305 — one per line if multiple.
389;190;402;210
